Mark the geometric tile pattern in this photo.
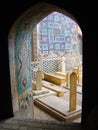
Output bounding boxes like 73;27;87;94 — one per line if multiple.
31;62;40;79
31;56;81;79
42;59;62;73
31;58;62;79
37;11;78;58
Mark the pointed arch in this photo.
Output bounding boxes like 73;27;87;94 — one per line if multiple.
8;1;82;119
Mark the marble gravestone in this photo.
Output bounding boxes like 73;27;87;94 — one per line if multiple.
32;70;42;90
69;72;77;111
36;70;42;90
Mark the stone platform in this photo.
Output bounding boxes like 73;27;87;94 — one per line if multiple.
34;95;81;122
33;87;56;100
42;80;66;97
44;72;66;85
33;87;49;96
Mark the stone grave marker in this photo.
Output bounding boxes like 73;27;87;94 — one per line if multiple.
69;72;77;111
36;70;42;90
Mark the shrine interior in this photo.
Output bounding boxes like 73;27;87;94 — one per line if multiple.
9;9;83;122
0;1;98;129
31;11;82;122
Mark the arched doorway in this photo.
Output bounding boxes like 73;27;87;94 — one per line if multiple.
8;1;82;121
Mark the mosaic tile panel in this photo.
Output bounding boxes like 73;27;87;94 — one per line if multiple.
15;32;32;95
18;90;32;110
15;13;37;96
37;11;78;57
31;62;40;79
15;14;37;111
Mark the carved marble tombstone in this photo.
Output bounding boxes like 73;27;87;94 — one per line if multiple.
35;70;42;90
69;72;77;111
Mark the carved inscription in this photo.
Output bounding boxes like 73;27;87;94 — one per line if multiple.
69;72;77;111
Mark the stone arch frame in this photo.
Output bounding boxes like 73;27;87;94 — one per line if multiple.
8;1;82;118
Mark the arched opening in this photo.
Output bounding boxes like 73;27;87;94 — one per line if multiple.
32;11;82;122
8;1;83;122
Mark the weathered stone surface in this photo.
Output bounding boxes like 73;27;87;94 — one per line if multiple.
69;72;77;111
36;70;42;90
